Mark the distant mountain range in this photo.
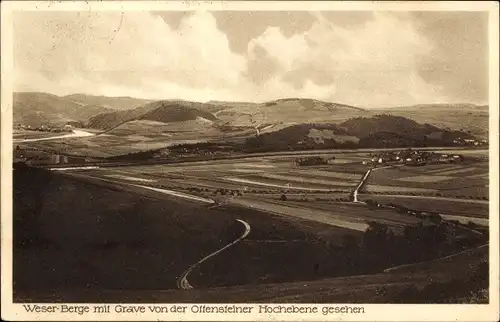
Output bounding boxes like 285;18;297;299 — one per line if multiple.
13;92;114;127
13;92;489;139
63;94;153;111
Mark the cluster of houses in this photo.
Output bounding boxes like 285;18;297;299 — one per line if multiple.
15;124;74;133
13;146;88;166
453;137;488;146
368;149;464;166
151;144;237;160
295;156;336;166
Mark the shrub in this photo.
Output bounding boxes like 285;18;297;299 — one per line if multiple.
280;194;287;201
466;221;478;229
429;213;442;224
365;199;379;209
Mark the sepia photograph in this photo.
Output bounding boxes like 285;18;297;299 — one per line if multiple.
1;1;499;321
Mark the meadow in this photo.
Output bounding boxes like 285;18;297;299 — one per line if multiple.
364;162;489;199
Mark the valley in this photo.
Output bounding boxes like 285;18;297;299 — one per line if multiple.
11;91;491;304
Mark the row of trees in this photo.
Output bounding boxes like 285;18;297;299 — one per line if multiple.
322;217;486;278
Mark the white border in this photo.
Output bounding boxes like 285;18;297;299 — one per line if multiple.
1;1;499;321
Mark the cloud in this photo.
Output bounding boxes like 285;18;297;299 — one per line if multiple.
410;11;489;104
14;11;247;101
14;11;488;107
246;12;448;107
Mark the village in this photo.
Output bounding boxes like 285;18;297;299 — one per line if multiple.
368;149;466;166
14;123;76;133
292;149;470;168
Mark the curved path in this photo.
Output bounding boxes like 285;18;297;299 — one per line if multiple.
177;219;251;290
383;244;488;273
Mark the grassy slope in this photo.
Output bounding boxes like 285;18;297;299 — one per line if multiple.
16;244;488;303
215;98;366;127
13;168;238;291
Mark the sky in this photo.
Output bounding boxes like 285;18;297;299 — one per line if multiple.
13;10;489;108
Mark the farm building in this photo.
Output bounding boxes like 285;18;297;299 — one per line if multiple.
295;156;335;166
371;152;402;164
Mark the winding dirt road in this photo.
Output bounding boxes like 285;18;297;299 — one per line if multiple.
177;219;251;290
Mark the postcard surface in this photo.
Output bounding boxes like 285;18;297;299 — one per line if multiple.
1;1;499;321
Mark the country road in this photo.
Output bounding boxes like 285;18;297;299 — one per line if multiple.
352;164;399;202
177;219;251;290
353;169;372;203
63;172;215;204
129;184;215;204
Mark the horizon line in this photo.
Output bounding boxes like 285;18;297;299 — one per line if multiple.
13;90;489;109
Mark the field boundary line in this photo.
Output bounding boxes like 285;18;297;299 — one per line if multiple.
383;244;488;273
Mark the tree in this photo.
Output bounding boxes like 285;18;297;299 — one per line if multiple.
365;199;379;209
280;194;287;201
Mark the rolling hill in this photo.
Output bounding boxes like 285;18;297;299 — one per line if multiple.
15;92;487;138
63;94;153;111
86;101;220;130
13;92;114;127
244;114;478;151
213;98;367;126
378;104;489;138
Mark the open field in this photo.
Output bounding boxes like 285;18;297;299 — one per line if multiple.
17;134;203;157
364;162;489;199
284;201;422;229
65;156;367;196
359;195;489;219
16;121;254;157
13;130;72;141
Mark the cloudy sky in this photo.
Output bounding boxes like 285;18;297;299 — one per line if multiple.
14;10;489;108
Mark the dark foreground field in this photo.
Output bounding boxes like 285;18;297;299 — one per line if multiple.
13;166;488;303
15;245;489;304
14;167;238;292
13;167;358;302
